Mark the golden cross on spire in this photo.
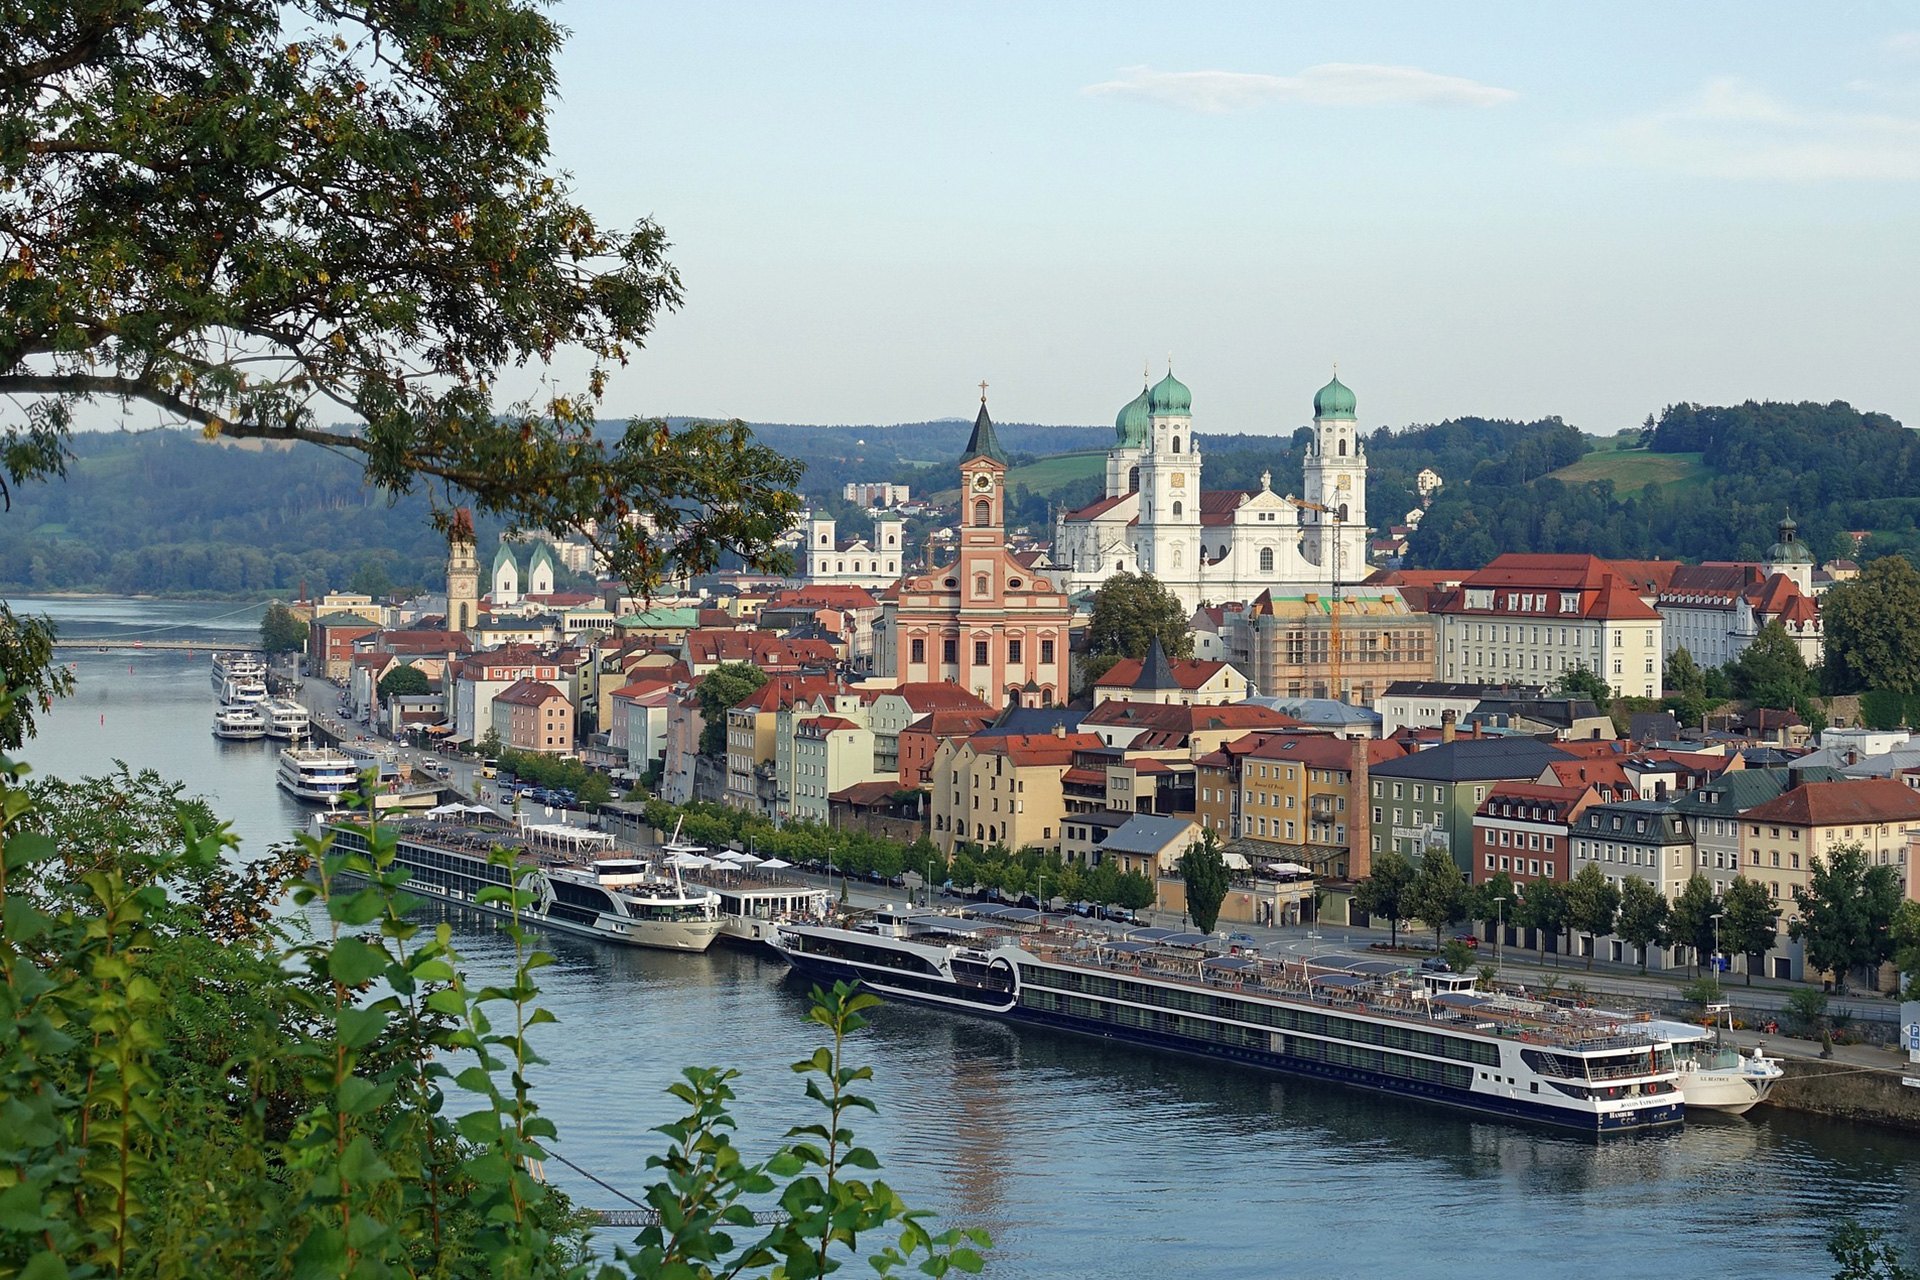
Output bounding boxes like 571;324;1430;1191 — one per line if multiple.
978;379;988;404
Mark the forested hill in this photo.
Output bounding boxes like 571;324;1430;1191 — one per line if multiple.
1405;400;1918;570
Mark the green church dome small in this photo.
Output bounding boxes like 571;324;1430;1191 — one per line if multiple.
1115;388;1150;446
1314;374;1356;420
1148;370;1191;416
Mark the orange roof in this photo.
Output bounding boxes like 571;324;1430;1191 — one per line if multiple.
904;709;996;738
493;678;566;707
1247;733;1408;768
972;731;1107;766
766;584;881;611
1741;777;1920;827
1095;656;1232;691
732;675;840;713
886;682;995;714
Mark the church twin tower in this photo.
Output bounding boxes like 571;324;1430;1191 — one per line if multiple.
1054;368;1370;611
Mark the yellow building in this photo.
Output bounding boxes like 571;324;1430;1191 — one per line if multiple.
1226;587;1437;705
929;729;1106;853
1737;777;1920;922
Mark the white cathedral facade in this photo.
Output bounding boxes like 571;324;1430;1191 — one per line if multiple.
1053;369;1370;612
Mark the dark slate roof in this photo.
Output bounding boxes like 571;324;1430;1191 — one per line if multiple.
974;706;1081;738
962;401;1009;466
1370;737;1573;782
1135;637;1178;691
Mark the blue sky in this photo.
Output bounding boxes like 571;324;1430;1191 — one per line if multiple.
536;3;1920;435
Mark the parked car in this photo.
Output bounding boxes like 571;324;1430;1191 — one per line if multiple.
1225;931;1258;945
1421;956;1453;973
1453;934;1480;948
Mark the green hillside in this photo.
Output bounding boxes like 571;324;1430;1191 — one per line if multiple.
932;450;1106;502
1546;448;1710;492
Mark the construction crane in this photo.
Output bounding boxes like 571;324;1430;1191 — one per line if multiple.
1294;502;1348;703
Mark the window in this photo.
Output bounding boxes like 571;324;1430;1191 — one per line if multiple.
1259;547;1274;572
973;499;991;527
974;573;990;598
910;638;925;664
1040;639;1055;664
1172;501;1182;517
1008;639;1023;663
942;639;957;664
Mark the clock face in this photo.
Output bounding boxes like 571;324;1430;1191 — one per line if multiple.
1336;475;1351;490
972;473;994;492
1170;473;1186;489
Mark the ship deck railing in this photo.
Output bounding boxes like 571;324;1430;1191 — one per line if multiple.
1012;933;1662;1056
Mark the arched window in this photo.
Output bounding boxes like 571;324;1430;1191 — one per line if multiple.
836;561;844;572
1172;436;1182;454
1172;545;1183;569
1128;466;1140;492
1172;501;1182;517
974;573;989;598
1259;547;1274;572
819;533;829;546
1339;438;1348;457
1337;503;1349;522
973;499;991;527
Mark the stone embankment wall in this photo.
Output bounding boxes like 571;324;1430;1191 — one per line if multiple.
1763;1058;1920;1132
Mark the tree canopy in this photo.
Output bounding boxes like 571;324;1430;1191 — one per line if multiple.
1822;555;1920;694
1728;621;1815;710
1178;829;1230;935
1719;875;1781;985
1405;848;1467;950
1081;571;1192;685
1353;847;1416;948
260;602;311;655
2;0;802;602
1614;876;1671;973
695;662;769;757
1790;843;1903;994
1564;863;1620;969
377;663;431;699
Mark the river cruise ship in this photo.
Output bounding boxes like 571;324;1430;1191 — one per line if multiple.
772;910;1683;1135
315;814;723;952
213;705;267;740
277;746;360;802
211;651;267;693
262;699;311;740
1644;1006;1783;1114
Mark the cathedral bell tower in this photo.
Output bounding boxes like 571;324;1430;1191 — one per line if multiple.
1137;367;1200;577
1302;370;1368;578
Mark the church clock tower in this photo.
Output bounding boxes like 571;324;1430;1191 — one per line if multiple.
958;389;1008;550
445;507;479;634
1302;371;1368;579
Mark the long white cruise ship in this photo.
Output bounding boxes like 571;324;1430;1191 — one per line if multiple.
316;814;723;952
211;651;267;693
772;910;1684;1135
277;746;361;802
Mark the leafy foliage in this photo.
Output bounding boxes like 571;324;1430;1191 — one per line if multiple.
1405;848;1467;950
1823;555;1920;694
696;663;770;759
0;736;987;1277
1554;664;1613;713
1719;875;1781;986
1728;621;1815;710
1614;876;1671;973
261;601;311;655
1564;863;1621;970
1178;829;1230;935
1789;843;1903;994
1668;874;1721;976
0;600;71;748
1352;848;1415;947
1;1;804;598
377;664;432;700
1515;879;1569;960
1828;1220;1919;1280
1081;571;1192;685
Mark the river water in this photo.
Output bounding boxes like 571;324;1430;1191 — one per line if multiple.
12;595;1920;1278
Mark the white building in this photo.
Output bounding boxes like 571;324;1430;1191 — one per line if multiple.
804;512;905;590
1655;517;1821;667
843;482;910;508
1053;369;1370;613
1431;555;1664;699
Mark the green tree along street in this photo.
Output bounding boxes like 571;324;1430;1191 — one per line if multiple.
696;662;770;758
1406;848;1467;951
1668;874;1721;976
260;602;312;655
1553;664;1613;712
0;744;988;1276
1720;875;1783;986
1179;829;1231;935
1080;571;1193;686
1790;843;1903;994
1517;879;1569;963
1352;847;1416;947
377;664;432;700
1822;554;1920;693
1896;901;1920;1000
1614;877;1671;974
1564;863;1621;970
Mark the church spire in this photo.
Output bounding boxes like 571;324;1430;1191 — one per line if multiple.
961;394;1009;465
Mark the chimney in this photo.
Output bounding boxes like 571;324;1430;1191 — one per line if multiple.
1347;737;1372;880
1655;779;1668;801
1441;708;1457;745
1053;722;1066;738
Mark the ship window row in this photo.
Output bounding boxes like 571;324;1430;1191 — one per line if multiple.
1284;1035;1473;1090
1019;965;1500;1067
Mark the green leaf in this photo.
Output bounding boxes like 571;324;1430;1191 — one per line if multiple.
19;1250;69;1280
335;1004;388;1049
338;1134;396;1185
328;935;386;986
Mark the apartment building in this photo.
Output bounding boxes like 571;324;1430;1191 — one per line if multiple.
1369;737;1575;872
1430;555;1663;698
929;729;1106;854
1471;782;1598;888
1737;777;1920;919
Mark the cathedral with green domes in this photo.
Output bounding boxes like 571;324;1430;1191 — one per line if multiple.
1053;367;1370;611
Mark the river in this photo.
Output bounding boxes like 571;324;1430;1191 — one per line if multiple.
11;595;1920;1278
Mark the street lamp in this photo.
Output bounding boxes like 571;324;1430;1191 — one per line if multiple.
1493;896;1507;982
1711;911;1725;978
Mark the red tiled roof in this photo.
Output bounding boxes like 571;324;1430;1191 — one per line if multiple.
1197;489;1256;526
1476;781;1595;821
1063;493;1134;521
798;715;859;735
1095;656;1233;691
1741;777;1920;827
1606;560;1682;595
493;678;566;707
1061;767;1109;786
886;682;995;714
732;675;840;713
767;585;881;611
1246;733;1408;769
972;732;1107;766
831;780;901;807
904;709;996;738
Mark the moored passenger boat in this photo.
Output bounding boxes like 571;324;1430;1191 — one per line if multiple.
661;831;831;947
317;814;723;952
771;911;1684;1134
1644;1007;1783;1115
277;745;360;802
213;705;267;740
262;699;311;740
